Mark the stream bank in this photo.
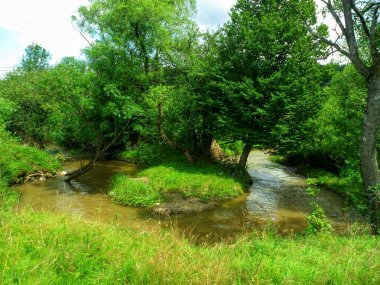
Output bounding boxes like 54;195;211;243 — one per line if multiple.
16;151;366;242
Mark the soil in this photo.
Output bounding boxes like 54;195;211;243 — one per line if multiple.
151;192;219;215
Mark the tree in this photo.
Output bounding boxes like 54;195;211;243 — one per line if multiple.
311;65;367;169
61;0;198;180
307;0;380;234
0;45;55;148
19;43;51;72
215;0;323;169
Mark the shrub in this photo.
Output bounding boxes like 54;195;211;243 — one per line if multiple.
305;179;332;235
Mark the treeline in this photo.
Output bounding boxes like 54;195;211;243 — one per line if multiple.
0;0;378;231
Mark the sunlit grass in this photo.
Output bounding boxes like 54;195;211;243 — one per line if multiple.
0;209;378;285
109;160;245;208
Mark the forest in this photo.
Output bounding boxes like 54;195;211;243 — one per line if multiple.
0;0;379;284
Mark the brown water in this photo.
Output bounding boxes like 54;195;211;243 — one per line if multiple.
16;151;364;243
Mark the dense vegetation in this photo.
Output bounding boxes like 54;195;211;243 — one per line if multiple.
0;0;379;283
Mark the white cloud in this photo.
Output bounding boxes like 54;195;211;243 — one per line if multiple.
0;0;89;65
0;0;236;76
196;0;236;31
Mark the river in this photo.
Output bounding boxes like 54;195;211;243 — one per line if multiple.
16;151;364;243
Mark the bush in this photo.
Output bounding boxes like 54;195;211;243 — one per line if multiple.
305;179;332;235
117;142;177;166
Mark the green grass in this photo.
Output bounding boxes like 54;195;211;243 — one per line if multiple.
109;160;246;208
0;131;60;185
0;209;378;285
0;181;19;211
0;129;60;212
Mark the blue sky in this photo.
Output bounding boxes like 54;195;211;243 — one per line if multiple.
0;0;236;76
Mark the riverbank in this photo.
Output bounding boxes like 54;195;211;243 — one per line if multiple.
270;154;367;212
0;130;61;211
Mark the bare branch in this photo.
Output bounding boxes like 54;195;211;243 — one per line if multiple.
305;23;350;58
371;6;380;41
350;0;372;39
71;22;93;46
324;0;348;39
341;0;370;76
362;2;380;14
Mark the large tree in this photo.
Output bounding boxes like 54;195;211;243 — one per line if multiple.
307;0;380;234
215;0;324;169
61;0;198;180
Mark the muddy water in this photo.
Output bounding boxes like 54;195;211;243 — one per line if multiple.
16;151;364;243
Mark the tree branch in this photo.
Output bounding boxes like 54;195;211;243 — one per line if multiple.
362;2;380;14
304;24;350;58
371;6;380;45
101;118;131;153
350;0;372;39
341;0;370;76
322;0;348;39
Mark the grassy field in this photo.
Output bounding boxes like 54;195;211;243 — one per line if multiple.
109;159;246;208
0;207;379;285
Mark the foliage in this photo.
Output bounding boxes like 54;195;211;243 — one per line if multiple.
214;0;324;152
305;178;332;235
219;140;244;158
0;69;57;147
308;65;367;170
19;43;51;72
117;142;177;166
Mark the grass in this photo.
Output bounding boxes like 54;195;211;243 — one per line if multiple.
0;208;379;285
109;159;246;208
0;131;60;185
0;129;60;212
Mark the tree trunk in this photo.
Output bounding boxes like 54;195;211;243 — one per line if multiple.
239;142;253;170
360;73;380;234
64;155;99;183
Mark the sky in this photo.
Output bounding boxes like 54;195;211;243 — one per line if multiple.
0;0;236;76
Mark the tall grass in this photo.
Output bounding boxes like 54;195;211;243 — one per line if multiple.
0;210;378;284
0;128;60;212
